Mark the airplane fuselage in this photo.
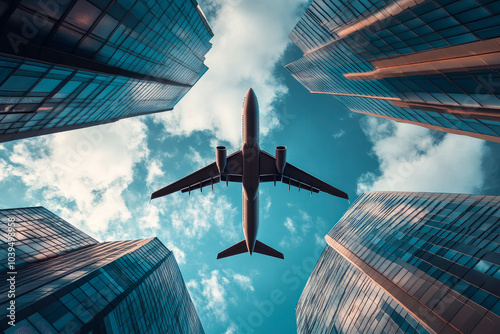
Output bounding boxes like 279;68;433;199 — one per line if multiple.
241;89;260;255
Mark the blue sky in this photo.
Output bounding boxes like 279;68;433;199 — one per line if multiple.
1;1;500;333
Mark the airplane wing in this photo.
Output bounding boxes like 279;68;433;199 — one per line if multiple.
151;150;243;199
259;150;348;200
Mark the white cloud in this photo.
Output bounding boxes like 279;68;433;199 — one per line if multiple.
139;204;161;230
201;270;230;322
280;211;328;248
154;0;309;147
299;210;311;221
167;242;187;265
332;129;346;139
299;210;312;234
233;273;255;291
280;216;304;248
0;157;14;182
188;270;231;322
2;119;148;235
284;217;296;234
224;322;238;334
187;268;254;332
146;159;163;186
186;279;199;290
168;192;239;241
264;197;272;213
314;233;326;247
186;146;212;168
260;191;272;218
357;117;486;194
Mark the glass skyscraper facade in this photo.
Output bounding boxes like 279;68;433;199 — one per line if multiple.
297;191;500;333
286;0;500;143
0;207;97;272
0;0;213;142
0;206;204;333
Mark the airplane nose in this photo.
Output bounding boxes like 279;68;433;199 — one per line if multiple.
246;88;255;98
245;88;258;109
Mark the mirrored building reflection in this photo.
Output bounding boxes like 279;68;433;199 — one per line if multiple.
286;0;500;143
0;207;204;333
297;192;500;333
0;0;213;142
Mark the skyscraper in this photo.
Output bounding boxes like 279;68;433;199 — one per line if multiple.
286;0;500;143
297;191;500;333
0;207;204;333
0;0;213;142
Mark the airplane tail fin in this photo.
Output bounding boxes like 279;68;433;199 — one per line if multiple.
216;239;284;259
254;240;284;259
217;240;247;259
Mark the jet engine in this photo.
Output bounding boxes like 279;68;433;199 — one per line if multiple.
275;146;287;174
216;146;227;173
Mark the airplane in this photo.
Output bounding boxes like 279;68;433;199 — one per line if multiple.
151;88;348;260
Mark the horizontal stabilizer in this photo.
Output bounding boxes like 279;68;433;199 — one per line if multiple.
217;240;247;259
254;240;284;259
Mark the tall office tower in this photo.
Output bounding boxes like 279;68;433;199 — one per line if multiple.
0;207;204;333
0;0;213;142
286;0;500;143
297;192;500;333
